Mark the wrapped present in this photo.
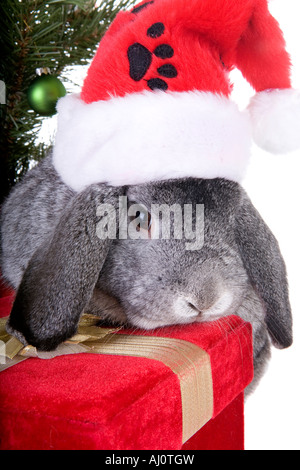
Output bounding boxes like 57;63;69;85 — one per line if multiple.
0;291;253;451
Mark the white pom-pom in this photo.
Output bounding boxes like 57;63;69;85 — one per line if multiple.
248;88;300;154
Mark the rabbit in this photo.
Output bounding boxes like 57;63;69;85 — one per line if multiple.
0;152;292;394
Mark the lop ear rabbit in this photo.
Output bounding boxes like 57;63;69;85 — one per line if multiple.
1;154;292;392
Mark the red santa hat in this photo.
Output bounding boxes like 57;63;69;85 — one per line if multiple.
53;0;300;192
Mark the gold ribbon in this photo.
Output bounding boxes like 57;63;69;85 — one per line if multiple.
0;314;213;444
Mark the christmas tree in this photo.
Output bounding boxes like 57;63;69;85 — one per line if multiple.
0;0;136;204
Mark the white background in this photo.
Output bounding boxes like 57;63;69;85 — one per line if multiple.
231;0;300;451
40;0;300;450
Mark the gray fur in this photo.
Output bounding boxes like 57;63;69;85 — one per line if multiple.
0;154;292;394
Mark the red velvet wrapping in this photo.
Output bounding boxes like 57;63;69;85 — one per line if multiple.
0;281;253;450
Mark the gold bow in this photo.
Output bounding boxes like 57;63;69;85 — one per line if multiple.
0;314;213;444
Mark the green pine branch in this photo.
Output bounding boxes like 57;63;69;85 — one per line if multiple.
0;0;136;203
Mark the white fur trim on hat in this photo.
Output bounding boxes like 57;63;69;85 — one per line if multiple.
53;91;252;192
248;88;300;154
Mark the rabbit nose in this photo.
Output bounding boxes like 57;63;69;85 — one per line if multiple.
187;301;202;315
175;297;203;318
174;296;203;320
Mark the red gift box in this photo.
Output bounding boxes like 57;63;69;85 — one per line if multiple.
0;280;253;451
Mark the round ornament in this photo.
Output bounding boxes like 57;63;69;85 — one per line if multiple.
27;74;66;116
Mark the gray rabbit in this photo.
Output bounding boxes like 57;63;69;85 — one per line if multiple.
0;152;292;394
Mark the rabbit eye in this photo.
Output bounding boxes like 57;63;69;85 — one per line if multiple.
133;209;152;232
127;202;153;237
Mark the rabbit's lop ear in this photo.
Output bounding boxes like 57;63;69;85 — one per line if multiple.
235;194;292;349
7;185;123;351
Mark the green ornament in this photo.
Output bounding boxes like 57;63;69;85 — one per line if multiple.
27;74;66;116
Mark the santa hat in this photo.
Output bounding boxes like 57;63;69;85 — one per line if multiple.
53;0;300;192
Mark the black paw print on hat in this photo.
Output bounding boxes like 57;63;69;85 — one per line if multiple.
127;19;178;91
